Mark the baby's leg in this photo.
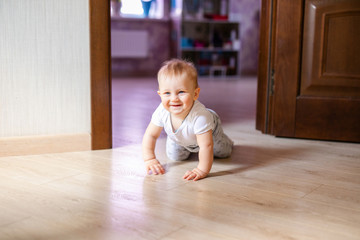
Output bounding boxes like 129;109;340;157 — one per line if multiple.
210;110;234;158
213;133;233;158
166;137;191;161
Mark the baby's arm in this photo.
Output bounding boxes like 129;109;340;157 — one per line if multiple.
142;122;165;175
183;130;213;181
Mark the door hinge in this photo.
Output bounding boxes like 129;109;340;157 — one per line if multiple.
269;69;275;96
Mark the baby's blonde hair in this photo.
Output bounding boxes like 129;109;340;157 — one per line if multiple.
157;59;198;89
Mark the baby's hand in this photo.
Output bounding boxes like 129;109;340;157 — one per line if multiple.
183;168;208;181
145;159;165;175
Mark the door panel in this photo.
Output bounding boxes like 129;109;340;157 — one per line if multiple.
296;0;360;141
301;0;360;97
295;97;360;141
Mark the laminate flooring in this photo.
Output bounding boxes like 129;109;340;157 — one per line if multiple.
1;77;359;239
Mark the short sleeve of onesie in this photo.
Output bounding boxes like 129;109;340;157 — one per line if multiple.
151;103;165;127
192;106;215;135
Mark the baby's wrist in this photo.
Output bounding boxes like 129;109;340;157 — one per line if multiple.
196;164;210;174
144;159;158;166
144;157;156;162
193;167;208;176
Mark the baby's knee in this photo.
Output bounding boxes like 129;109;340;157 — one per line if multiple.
213;140;233;158
166;148;190;161
214;148;232;158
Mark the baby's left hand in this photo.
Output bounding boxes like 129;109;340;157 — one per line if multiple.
183;168;208;181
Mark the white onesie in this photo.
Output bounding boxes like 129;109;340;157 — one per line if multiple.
151;100;233;160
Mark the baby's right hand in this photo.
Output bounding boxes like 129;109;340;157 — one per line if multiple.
144;159;165;175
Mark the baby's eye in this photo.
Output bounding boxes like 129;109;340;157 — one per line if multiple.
179;91;185;94
163;92;170;95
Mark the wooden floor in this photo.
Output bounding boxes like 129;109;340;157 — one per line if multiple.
1;77;360;239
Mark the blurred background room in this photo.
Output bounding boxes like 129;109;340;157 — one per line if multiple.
110;0;260;77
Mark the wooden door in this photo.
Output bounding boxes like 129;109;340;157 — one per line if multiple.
256;0;360;142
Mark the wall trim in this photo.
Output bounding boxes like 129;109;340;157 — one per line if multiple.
0;134;91;157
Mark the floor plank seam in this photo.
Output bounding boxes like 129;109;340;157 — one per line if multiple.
301;189;360;213
39;172;84;186
300;184;324;199
157;225;186;240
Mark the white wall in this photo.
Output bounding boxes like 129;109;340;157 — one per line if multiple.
0;0;90;138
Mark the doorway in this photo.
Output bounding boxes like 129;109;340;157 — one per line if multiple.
109;2;261;149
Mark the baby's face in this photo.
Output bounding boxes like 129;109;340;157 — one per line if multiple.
157;76;200;119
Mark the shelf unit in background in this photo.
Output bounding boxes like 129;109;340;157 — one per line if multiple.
172;0;241;77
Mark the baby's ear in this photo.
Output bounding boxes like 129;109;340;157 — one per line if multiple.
157;90;161;96
194;87;200;100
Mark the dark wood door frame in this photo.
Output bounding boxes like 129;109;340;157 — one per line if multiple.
256;0;275;133
271;0;303;137
90;0;112;150
257;0;303;136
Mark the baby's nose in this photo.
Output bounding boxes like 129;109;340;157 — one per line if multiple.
171;94;179;101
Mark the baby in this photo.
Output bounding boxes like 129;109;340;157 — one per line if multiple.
142;59;233;181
